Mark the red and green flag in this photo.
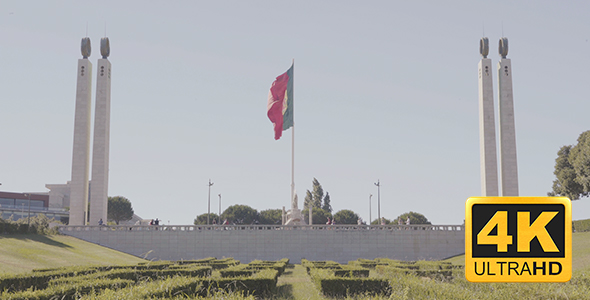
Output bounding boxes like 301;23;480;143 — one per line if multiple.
267;64;294;140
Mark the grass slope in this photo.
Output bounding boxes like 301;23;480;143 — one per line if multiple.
444;231;590;272
0;234;146;274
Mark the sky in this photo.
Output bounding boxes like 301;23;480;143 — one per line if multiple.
2;1;590;225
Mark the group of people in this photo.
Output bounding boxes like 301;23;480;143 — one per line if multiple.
149;218;160;225
397;217;411;225
212;219;229;225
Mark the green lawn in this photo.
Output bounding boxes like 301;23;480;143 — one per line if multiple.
0;234;146;274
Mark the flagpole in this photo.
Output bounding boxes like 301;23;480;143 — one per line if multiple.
291;59;295;210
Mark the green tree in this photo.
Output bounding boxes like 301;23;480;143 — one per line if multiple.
302;207;332;225
194;213;219;225
259;209;282;224
549;145;586;199
221;205;259;224
570;131;590;191
312;178;324;209
322;192;332;213
107;196;134;225
333;209;359;224
549;131;590;200
396;211;431;225
304;190;313;210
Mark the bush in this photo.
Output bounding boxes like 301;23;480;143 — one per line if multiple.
573;219;590;232
1;278;132;300
310;269;390;297
0;214;60;235
333;268;370;277
200;269;279;297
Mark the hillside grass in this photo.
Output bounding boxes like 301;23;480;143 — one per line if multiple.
444;231;590;273
0;234;146;274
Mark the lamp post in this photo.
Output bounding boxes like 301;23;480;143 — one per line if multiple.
207;179;214;225
369;194;372;225
374;180;381;224
218;194;221;223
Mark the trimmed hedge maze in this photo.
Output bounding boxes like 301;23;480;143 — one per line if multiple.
0;258;288;299
303;258;463;298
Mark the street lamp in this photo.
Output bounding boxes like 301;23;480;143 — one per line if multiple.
218;194;221;223
369;194;372;225
374;180;381;224
207;179;214;225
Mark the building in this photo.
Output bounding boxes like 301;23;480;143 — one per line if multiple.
0;191;68;223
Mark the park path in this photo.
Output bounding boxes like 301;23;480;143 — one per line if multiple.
276;264;324;300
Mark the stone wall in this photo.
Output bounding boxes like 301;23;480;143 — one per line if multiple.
59;224;465;263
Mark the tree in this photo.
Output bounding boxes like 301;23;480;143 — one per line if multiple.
303;190;313;210
194;213;219;225
221;205;259;224
371;218;391;225
107;196;134;225
396;211;431;225
549;145;585;200
322;192;332;213
333;209;360;224
259;209;282;224
311;178;324;209
302;207;332;225
549;131;590;200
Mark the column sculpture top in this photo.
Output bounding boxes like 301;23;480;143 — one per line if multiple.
81;37;91;59
100;37;110;59
479;37;489;58
499;37;509;58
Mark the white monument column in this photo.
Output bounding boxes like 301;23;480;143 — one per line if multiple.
69;38;93;225
89;37;111;225
478;37;499;196
497;37;519;196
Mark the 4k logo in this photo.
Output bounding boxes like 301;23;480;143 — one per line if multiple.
465;197;571;282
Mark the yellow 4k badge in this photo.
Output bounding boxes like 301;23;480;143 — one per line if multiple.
465;197;571;282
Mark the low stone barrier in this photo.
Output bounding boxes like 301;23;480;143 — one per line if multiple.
59;224;465;263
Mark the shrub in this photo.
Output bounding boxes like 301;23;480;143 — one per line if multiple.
200;269;279;297
309;268;390;297
1;278;132;300
573;219;590;232
333;268;370;277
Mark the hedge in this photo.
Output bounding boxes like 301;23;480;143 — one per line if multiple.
333;268;370;277
47;266;212;286
310;269;390;297
0;267;99;292
0;278;132;300
200;269;278;297
573;219;590;232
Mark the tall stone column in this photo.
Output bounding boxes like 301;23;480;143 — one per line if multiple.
69;38;92;226
497;37;519;196
89;37;111;225
478;37;499;196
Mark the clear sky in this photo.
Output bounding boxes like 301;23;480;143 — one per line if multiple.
2;1;590;225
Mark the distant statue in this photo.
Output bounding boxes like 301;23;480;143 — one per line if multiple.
292;191;298;210
100;37;110;58
479;37;489;58
81;37;91;59
498;37;509;58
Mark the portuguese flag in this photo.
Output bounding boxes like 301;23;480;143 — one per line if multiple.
267;64;294;140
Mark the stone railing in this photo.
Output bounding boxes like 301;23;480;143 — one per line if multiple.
59;224;464;232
